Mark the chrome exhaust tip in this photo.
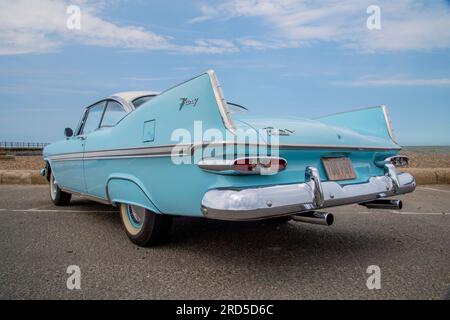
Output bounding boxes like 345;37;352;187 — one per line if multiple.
292;211;334;226
360;199;403;210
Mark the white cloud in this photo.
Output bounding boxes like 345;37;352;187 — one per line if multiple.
123;76;179;81
238;38;300;50
180;39;239;54
0;0;238;55
190;0;450;52
334;78;450;87
0;0;170;55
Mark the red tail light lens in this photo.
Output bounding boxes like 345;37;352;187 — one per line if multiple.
233;157;287;174
389;156;409;167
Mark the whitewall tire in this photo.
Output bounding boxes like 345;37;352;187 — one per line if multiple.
119;203;172;247
49;172;72;206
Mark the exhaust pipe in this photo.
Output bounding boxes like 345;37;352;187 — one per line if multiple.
360;199;403;210
292;211;334;226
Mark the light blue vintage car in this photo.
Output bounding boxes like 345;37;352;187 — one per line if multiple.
42;70;416;246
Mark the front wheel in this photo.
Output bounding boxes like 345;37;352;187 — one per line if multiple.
119;204;172;247
49;172;71;206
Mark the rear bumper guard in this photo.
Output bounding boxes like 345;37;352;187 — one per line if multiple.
201;166;416;221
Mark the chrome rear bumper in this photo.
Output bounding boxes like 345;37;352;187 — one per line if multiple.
201;166;416;221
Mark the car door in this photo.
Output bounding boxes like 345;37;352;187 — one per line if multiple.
72;100;107;193
83;99;128;199
51;101;106;193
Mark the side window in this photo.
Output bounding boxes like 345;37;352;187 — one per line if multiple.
81;101;105;135
100;101;127;127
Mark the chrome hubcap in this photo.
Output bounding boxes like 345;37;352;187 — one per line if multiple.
126;205;145;228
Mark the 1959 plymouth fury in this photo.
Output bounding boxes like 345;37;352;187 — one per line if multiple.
42;70;416;246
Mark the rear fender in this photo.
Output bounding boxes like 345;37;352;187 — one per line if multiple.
106;174;161;213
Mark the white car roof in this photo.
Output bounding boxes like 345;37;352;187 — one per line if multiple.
110;91;159;104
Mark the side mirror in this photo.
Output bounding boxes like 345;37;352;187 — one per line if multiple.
64;127;74;138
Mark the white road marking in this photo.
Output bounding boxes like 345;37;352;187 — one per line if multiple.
418;187;450;193
360;210;447;215
0;208;117;213
391;210;446;215
27;204;56;211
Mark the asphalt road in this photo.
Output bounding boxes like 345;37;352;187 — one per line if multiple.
0;184;449;300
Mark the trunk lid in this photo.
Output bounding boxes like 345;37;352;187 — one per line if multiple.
234;115;398;149
232;115;399;185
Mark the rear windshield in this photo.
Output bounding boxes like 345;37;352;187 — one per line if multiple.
227;102;248;114
133;95;155;108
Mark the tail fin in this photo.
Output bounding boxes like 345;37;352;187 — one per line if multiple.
315;106;398;144
130;70;235;146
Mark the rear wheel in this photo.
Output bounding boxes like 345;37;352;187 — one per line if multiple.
49;172;71;206
120;203;172;247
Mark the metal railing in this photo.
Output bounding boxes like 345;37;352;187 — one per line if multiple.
0;142;49;150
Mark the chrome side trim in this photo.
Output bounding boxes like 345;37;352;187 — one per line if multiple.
48;141;401;162
191;141;401;152
49;144;191;161
60;187;111;205
201;168;416;221
197;158;235;172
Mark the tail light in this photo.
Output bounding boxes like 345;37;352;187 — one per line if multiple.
233;157;287;175
388;156;409;167
198;157;287;175
376;155;409;168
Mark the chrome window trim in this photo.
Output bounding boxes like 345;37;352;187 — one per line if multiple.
99;99;128;128
109;96;134;113
74;108;88;137
75;97;131;136
79;100;107;135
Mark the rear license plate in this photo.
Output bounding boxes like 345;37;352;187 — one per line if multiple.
322;157;356;181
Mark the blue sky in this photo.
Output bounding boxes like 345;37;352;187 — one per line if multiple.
0;0;450;146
